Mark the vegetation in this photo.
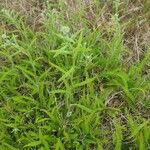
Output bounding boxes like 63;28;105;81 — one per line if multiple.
0;0;150;149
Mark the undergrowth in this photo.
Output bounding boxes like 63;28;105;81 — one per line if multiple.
0;0;150;150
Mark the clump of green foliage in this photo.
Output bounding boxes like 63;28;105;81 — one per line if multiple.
0;0;150;149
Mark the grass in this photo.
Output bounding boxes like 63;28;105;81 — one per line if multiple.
0;0;150;149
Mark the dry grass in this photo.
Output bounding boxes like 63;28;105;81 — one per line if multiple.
1;0;150;46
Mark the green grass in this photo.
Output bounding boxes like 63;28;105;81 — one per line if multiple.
0;0;150;149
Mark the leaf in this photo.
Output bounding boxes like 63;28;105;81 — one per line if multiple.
2;143;18;150
70;104;93;113
55;138;64;150
56;33;74;43
49;89;68;94
24;141;41;148
58;67;74;82
49;45;72;57
36;118;50;123
40;109;58;122
48;61;66;74
16;66;36;84
138;132;145;150
138;47;150;73
0;69;14;84
73;77;96;88
113;119;122;150
130;121;149;138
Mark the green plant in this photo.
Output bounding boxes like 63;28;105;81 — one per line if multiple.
0;0;150;149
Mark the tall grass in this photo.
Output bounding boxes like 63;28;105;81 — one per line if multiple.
0;1;150;149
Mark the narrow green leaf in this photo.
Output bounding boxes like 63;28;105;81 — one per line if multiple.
70;104;93;113
58;67;74;82
73;77;95;88
24;141;41;147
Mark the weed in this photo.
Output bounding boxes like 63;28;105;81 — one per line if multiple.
0;0;150;149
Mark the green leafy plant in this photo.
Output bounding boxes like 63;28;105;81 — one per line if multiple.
0;0;150;149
